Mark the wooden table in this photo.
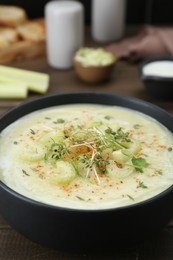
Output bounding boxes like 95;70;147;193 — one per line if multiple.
1;29;173;259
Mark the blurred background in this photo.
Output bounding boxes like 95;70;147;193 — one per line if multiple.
1;0;173;25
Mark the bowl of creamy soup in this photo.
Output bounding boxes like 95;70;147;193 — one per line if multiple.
74;48;116;84
140;57;173;99
0;92;173;250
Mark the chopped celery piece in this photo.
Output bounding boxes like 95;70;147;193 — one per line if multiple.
38;130;64;146
50;161;76;185
107;160;133;179
130;140;141;154
113;140;141;164
112;150;129;164
75;48;116;66
0;65;49;94
19;146;44;162
0;80;28;99
89;121;103;128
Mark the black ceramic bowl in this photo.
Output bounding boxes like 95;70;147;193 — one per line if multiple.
140;57;173;99
0;92;173;251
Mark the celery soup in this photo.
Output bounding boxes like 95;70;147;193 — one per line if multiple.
0;104;173;210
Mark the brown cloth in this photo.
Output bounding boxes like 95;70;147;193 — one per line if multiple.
105;26;173;61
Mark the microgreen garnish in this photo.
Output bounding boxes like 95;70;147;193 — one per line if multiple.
137;181;148;189
168;147;173;152
104;115;112;120
30;129;36;135
133;124;142;129
76;196;85;201
157;170;163;175
49;143;70;160
39;173;44;179
132;157;148;172
90;121;103;127
93;155;110;174
79;154;90;168
13;141;18;145
122;149;148;172
74;138;83;143
22;169;30;176
105;127;131;144
38;124;148;184
127;194;134;201
30;167;38;172
53;118;65;124
64;129;70;138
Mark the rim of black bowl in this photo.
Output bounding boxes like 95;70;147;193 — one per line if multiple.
139;56;173;81
1;91;173;213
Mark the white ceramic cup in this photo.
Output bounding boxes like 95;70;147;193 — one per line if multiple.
45;0;84;69
92;0;126;43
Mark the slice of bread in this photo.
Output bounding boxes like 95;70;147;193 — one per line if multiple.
17;19;46;42
0;5;46;63
0;5;27;27
0;27;18;49
0;40;46;64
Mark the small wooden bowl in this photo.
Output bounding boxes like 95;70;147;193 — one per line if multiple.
73;48;116;84
74;59;116;83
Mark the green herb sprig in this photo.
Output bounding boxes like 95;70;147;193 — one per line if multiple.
122;149;148;172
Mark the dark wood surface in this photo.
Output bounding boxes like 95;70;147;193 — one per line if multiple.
1;27;173;260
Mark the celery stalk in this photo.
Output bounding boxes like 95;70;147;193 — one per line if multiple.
0;65;49;94
0;80;28;99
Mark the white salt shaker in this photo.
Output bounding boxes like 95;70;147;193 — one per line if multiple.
92;0;126;43
45;0;84;69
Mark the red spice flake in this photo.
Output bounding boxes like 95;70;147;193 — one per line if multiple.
157;145;167;150
135;131;145;136
29;136;36;141
87;148;92;153
151;171;161;177
136;152;144;158
73;183;80;189
99;173;107;179
62;186;72;193
36;164;43;169
116;163;123;169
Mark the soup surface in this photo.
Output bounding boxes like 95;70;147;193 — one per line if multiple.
0;104;173;209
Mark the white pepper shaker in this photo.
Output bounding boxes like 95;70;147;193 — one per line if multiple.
92;0;126;43
45;0;84;69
